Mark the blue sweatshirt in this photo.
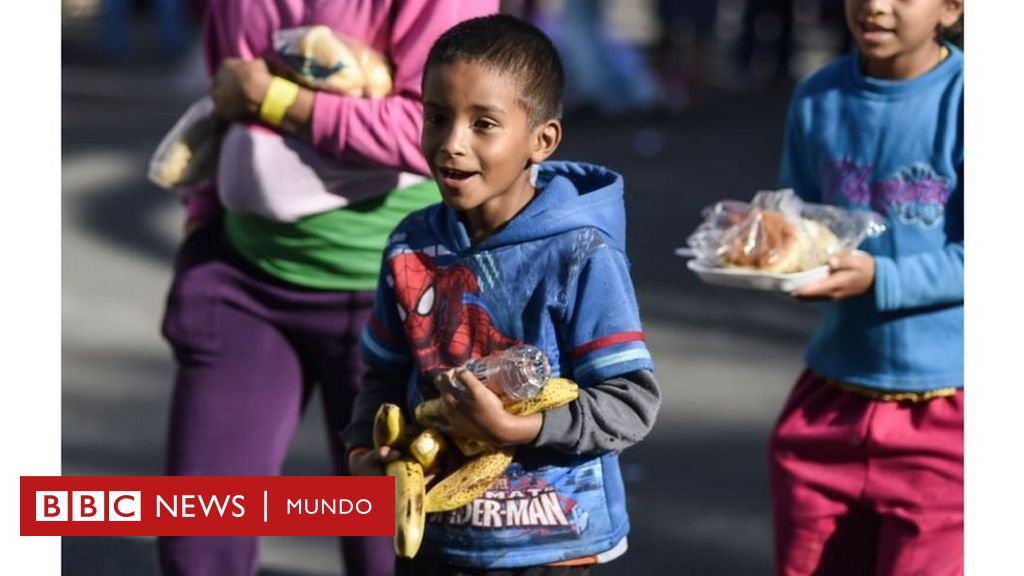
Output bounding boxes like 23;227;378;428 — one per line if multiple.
359;161;657;567
780;44;963;391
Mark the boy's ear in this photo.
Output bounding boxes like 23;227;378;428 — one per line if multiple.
529;119;562;165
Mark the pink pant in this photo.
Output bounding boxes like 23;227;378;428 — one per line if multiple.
770;370;963;576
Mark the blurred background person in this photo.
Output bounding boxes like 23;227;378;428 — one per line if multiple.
102;0;190;59
653;0;720;112
537;0;663;117
819;0;854;56
735;0;795;86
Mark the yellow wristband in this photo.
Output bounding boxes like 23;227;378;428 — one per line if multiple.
258;76;301;127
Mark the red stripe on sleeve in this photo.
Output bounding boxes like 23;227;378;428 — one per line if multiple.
573;331;644;358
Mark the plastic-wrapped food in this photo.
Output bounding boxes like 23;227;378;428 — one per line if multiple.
147;96;220;190
687;189;886;274
273;26;393;98
149;27;394;191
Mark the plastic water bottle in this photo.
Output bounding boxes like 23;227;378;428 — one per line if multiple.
463;345;551;401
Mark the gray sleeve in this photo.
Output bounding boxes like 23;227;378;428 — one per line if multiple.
529;370;661;455
341;366;408;451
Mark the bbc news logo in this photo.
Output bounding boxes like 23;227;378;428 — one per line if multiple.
22;476;393;537
35;491;141;522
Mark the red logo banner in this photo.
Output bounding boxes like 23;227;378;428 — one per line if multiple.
21;476;394;536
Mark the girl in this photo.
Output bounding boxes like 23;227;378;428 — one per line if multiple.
771;1;964;574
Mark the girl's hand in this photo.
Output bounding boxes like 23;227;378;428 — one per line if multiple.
210;58;272;123
433;369;542;447
348;445;403;476
792;251;875;301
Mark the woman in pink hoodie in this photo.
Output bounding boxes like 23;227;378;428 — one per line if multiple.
158;2;497;574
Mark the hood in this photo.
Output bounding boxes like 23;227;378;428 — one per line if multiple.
431;161;627;253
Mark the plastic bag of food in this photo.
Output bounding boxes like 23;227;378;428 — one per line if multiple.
149;27;394;191
686;189;886;274
147;96;221;190
273;25;393;98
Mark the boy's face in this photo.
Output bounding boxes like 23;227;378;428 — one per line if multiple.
844;0;962;79
421;61;560;240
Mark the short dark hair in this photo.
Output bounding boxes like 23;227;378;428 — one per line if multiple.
424;14;564;126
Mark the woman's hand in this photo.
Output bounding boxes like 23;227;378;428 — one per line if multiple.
433;369;542;447
210;58;273;123
792;251;875;301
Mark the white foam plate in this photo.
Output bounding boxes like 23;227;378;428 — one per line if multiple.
675;248;829;292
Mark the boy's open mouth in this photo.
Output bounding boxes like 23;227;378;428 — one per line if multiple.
855;20;896;45
861;21;892;33
439;167;478;180
858;21;894;39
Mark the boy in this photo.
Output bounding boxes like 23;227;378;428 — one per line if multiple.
344;14;661;574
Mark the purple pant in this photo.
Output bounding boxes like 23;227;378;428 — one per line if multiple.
158;221;394;576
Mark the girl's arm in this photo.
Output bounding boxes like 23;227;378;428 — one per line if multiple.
874;164;964;310
873;240;963;310
796;165;964;308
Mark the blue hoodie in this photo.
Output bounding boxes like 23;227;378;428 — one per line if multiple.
780;44;963;391
360;161;655;567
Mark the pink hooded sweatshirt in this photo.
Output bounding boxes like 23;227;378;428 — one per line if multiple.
186;0;496;223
